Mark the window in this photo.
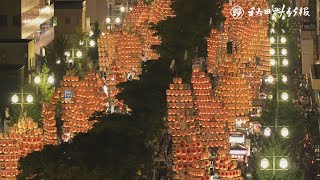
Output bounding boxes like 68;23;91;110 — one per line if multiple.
12;15;21;26
65;17;71;24
0;15;8;27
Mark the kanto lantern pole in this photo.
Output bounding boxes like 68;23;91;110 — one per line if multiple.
20;66;25;117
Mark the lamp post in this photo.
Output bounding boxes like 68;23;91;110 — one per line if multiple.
34;74;55;95
261;14;290;178
64;48;83;65
260;156;289;171
10;66;34;118
105;16;122;32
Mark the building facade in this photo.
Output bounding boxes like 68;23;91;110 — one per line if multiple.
0;0;54;54
54;0;87;38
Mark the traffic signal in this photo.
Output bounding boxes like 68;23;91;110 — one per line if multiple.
227;42;232;54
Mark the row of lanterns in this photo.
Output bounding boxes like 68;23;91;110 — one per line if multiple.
0;117;43;178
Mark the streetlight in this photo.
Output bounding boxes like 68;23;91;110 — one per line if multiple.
282;75;288;83
268;94;273;100
282;58;289;66
120;6;125;12
89;40;95;47
281;92;289;101
26;94;33;103
270;28;275;33
115;17;121;24
34;76;41;84
270;37;275;44
261;158;269;169
280;37;286;43
65;51;71;57
264;127;271;137
11;94;19;104
89;31;94;37
270;59;276;66
281;48;287;55
267;75;274;83
76;50;83;58
106;17;111;23
281;127;289;138
270;48;275;55
48;75;54;85
281;15;286;20
279;158;288;169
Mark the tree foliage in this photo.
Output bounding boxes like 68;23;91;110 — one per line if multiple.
18;114;153;180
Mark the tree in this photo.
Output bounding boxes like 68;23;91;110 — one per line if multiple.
36;64;55;103
44;35;70;84
87;22;100;65
18;114;153;180
151;0;225;81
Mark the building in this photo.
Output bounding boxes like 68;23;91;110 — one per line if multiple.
86;0;108;25
0;0;54;55
301;24;317;74
54;0;88;38
85;0;134;28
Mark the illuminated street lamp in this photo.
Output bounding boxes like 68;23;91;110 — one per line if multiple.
115;17;121;24
76;50;83;58
281;127;289;138
106;17;111;23
282;58;289;66
89;40;95;47
26;94;33;103
270;48;275;55
270;59;276;66
261;158;269;169
64;51;71;57
34;76;41;84
281;92;289;101
267;75;274;84
12;94;33;104
11;94;19;104
281;48;287;55
89;31;94;37
48;75;54;85
120;6;125;12
270;28;275;33
264;127;271;137
280;37;286;43
282;75;288;83
279;158;288;169
270;37;275;44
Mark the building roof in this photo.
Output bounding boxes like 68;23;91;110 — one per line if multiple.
54;0;84;9
0;39;33;44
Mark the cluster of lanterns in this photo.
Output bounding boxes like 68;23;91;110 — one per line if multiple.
98;0;174;107
207;1;270;99
167;67;244;179
42;101;58;145
165;0;270;178
56;72;106;141
0;117;43;178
